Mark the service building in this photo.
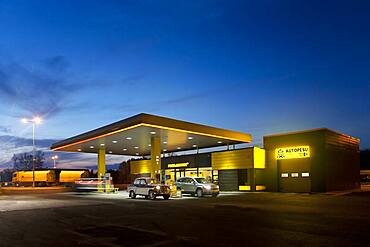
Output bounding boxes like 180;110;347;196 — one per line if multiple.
51;113;360;193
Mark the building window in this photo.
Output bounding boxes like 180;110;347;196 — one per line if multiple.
291;173;299;177
302;172;310;177
281;173;289;178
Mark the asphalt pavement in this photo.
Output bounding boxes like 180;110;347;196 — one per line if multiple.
0;191;370;247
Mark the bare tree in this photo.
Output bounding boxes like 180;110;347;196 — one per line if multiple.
0;169;14;182
12;151;45;171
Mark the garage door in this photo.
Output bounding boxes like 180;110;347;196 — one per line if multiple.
218;170;239;191
278;159;311;193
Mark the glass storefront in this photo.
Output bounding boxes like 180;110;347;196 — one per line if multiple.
165;167;218;184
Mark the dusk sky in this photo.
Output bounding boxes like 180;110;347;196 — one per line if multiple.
0;0;369;169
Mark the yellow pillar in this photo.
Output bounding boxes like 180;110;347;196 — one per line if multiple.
98;148;106;178
249;168;256;192
151;136;161;180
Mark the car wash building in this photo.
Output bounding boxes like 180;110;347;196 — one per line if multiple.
51;113;360;193
263;128;360;192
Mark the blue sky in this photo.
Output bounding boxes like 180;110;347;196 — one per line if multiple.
0;0;369;169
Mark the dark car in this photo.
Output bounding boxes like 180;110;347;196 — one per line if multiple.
127;177;171;200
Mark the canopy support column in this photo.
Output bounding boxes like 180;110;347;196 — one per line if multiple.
151;136;161;180
98;148;106;178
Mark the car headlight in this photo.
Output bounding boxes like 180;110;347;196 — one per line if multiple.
204;185;211;190
216;185;219;189
169;185;173;190
155;185;161;190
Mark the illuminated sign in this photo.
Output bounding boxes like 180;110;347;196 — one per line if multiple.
276;146;310;160
168;162;189;168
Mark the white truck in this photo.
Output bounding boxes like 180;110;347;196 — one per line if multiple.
127;177;171;200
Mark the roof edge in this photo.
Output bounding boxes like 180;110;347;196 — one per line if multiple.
51;113;252;150
263;127;360;141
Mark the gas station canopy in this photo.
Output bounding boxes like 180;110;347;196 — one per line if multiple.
51;113;252;156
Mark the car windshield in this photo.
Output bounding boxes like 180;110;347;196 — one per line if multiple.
146;178;157;184
194;178;208;184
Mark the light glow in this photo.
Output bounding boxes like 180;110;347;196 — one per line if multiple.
239;185;251;191
291;173;299;177
203;185;211;190
21;117;42;124
33;117;42;124
168;162;189;168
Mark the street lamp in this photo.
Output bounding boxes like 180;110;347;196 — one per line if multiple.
51;155;58;169
21;116;42;187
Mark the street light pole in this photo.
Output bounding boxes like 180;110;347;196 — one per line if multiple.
51;155;58;169
32;122;35;187
21;117;42;188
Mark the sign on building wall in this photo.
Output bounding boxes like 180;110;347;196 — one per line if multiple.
168;162;189;168
276;146;310;160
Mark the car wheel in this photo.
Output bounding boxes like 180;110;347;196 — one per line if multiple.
163;195;170;200
212;193;218;197
196;188;203;197
148;190;156;200
129;190;136;199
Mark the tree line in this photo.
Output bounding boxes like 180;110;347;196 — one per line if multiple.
0;151;45;182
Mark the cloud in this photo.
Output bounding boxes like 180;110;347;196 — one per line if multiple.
84;85;231;115
0;57;87;118
0;135;60;168
0;126;11;133
159;92;208;105
49;152;125;170
0;54;151;119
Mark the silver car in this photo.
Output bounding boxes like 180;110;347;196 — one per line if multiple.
175;177;219;197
